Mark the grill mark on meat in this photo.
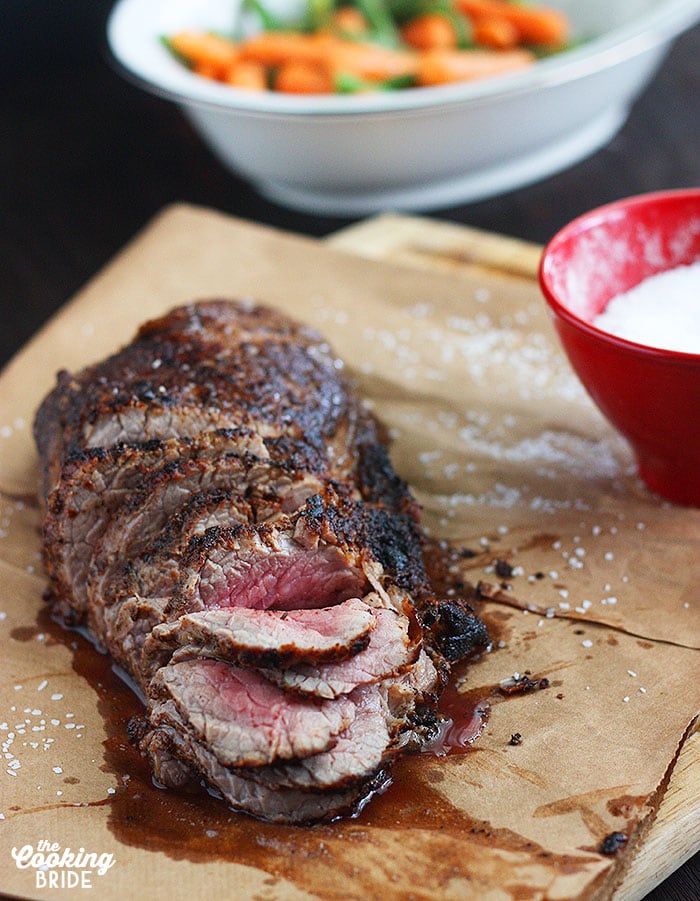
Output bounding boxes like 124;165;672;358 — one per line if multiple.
34;299;489;825
294;492;429;594
356;441;420;517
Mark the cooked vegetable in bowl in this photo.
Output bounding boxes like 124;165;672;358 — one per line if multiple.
163;0;572;93
107;0;700;213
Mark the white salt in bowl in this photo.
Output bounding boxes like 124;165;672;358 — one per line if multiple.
107;0;700;215
539;189;700;506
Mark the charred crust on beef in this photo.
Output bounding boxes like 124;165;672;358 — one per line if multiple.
356;442;417;516
298;492;427;592
419;598;490;662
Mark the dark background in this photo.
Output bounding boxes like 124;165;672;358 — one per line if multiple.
1;4;698;897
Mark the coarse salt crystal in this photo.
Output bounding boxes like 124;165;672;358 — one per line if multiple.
581;639;593;648
592;263;700;353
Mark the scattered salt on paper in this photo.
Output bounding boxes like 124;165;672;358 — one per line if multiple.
593;262;700;353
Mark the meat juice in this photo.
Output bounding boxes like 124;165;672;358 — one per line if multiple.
8;568;589;901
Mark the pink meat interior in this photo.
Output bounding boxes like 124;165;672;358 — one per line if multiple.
201;546;368;611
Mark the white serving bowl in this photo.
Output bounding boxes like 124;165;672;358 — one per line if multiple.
107;0;700;215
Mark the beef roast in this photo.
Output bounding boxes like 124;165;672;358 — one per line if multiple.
34;299;488;824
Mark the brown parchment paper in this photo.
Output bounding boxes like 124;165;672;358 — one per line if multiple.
0;205;698;901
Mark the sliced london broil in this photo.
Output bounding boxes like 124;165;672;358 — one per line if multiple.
34;299;488;823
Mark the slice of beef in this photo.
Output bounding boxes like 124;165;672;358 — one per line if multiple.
100;595;169;686
41;429;265;620
100;438;338;604
239;686;394;791
149;659;355;767
137;663;436;821
143;597;376;678
109;490;267;607
86;453;325;618
172;525;368;616
169;489;427;619
139;718;388;824
260;606;417;699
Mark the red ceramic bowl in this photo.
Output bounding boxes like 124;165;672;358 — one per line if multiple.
539;189;700;506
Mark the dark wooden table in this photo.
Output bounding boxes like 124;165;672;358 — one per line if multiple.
1;6;698;897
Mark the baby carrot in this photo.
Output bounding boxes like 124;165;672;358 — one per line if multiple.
330;6;369;37
400;13;458;51
274;60;335;93
331;39;416;81
472;15;519;49
457;0;569;48
417;46;533;85
240;32;416;83
192;62;221;81
224;60;269;90
238;31;333;68
168;31;239;76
